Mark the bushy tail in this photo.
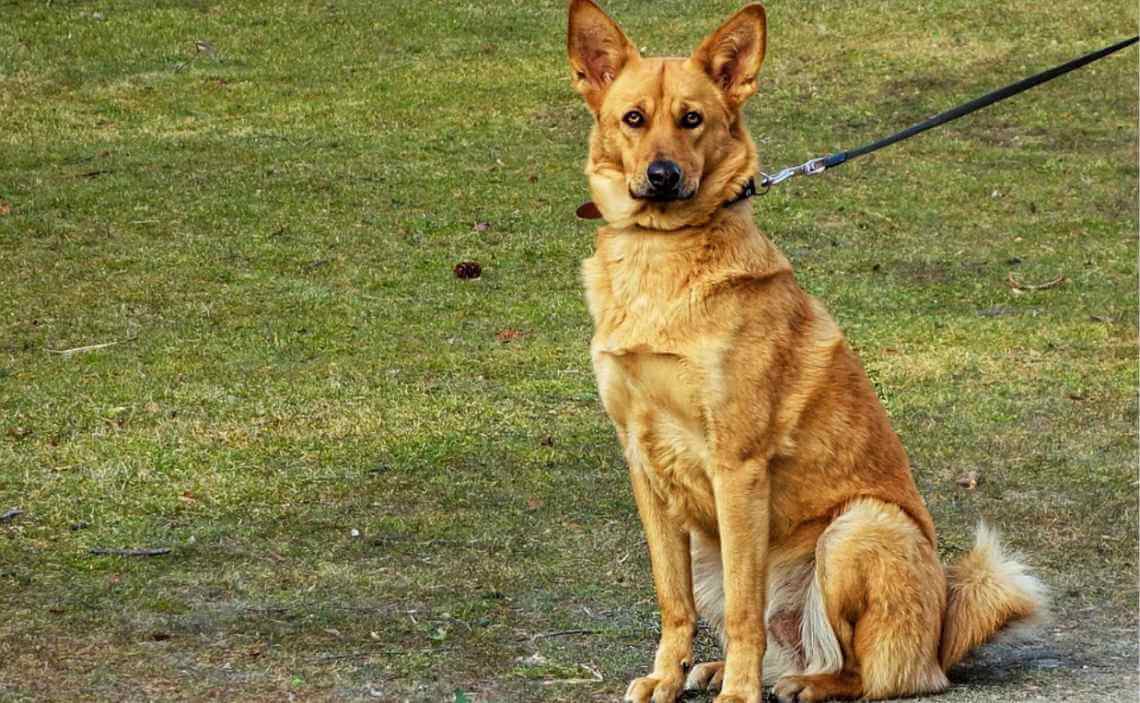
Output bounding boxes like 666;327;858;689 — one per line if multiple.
939;523;1048;671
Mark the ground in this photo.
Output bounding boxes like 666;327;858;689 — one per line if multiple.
0;1;1136;702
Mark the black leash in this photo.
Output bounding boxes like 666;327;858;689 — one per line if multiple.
759;35;1139;191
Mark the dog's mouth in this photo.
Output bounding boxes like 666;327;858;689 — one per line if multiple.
629;184;698;203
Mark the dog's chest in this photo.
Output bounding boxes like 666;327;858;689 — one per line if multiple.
595;347;718;526
584;256;721;527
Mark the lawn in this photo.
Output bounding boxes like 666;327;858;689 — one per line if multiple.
0;1;1136;701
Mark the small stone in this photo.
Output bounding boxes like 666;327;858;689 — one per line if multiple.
956;470;979;491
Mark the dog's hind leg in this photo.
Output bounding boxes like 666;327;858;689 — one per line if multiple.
775;499;949;702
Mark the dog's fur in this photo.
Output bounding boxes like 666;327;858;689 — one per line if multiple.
566;2;1047;702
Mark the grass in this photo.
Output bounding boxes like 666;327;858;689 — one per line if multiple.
0;1;1136;701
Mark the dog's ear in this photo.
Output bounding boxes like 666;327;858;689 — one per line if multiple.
690;4;767;108
567;0;638;112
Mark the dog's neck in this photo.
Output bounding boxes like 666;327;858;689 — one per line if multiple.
588;206;793;330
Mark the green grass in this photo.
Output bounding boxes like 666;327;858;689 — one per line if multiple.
1;1;1136;701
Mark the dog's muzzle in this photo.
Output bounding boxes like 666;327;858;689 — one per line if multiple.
631;159;694;202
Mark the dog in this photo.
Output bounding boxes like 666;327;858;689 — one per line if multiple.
565;2;1047;702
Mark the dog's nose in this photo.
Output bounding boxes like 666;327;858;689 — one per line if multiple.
646;160;682;192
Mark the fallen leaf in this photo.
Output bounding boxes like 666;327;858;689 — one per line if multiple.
495;328;524;343
144;401;161;413
473;222;491;232
956;471;978;491
178;491;198;504
453;261;482;280
0;201;11;216
526;497;544;511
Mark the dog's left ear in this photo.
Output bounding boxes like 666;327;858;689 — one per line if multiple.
689;4;767;108
567;0;639;112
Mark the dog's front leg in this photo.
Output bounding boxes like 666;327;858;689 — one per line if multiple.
712;461;769;703
624;460;696;703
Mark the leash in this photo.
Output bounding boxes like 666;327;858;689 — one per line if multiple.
759;35;1139;191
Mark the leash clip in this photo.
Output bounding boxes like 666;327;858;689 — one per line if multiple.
759;157;828;192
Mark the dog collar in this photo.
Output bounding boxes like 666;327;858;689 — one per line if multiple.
720;177;758;208
575;178;758;220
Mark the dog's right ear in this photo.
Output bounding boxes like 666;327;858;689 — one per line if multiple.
567;0;638;112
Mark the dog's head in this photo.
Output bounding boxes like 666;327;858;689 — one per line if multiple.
568;0;766;230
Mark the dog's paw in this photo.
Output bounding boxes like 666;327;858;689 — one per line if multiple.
624;673;684;703
712;691;761;703
774;674;838;703
772;675;806;703
684;660;724;691
774;673;865;703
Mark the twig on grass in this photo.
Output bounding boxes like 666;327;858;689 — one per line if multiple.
528;628;601;642
1008;271;1067;292
175;39;217;72
314;651;367;662
312;650;402;662
0;508;23;523
88;547;171;557
541;662;605;685
46;340;125;355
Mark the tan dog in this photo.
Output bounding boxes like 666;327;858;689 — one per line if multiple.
566;2;1047;702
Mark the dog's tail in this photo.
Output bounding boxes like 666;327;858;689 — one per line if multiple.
939;523;1048;671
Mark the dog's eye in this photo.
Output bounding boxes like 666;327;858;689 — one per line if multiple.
680;111;703;129
622;110;645;128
